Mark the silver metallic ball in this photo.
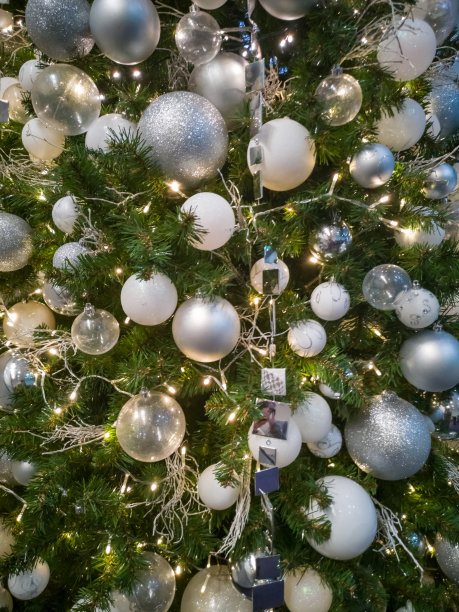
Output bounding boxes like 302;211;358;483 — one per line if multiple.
231;549;268;591
362;264;411;311
427;86;459;139
435;535;459;582
25;0;94;61
172;296;240;363
423;163;458;199
315;72;363;126
312;222;352;258
259;0;316;20
42;282;79;316
3;355;36;391
344;391;431;480
0;212;33;272
52;242;91;270
349;143;395;189
399;328;459;392
90;0;160;65
406;532;427;557
138;91;228;188
11;460;36;486
413;0;458;44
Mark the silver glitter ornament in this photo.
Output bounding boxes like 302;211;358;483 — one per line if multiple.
138;91;228;188
25;0;94;61
3;355;36;391
259;0;316;20
312;222;352;258
175;8;221;65
52;242;91;270
344;391;431;480
0;212;33;272
42;281;79;316
315;71;362;126
182;566;252;612
399;326;459;392
172;295;240;363
362;264;411;311
130;551;176;611
349;143;395;189
90;0;160;65
435;535;459;582
423;163;457;199
394;281;440;329
412;0;458;44
427;86;459;139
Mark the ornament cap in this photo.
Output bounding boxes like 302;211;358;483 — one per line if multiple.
331;64;343;76
84;303;95;318
433;322;443;332
380;390;397;401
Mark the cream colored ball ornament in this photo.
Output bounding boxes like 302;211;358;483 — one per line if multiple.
284;568;333;612
121;273;178;326
376;99;426;152
3;301;56;348
288;320;327;357
181;192;235;251
247;117;315;191
22;118;65;162
197;463;240;510
250;257;290;295
181;565;252;612
291;393;333;443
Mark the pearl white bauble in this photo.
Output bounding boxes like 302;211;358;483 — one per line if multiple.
306;475;377;560
427;112;441;139
258;0;316;20
291;393;332;443
377;18;437;81
307;424;343;458
11;460;36;486
8;559;50;600
85;113;136;152
121;273;178;326
181;192;235;251
197;463;240;510
52;195;80;234
310;280;350;321
395;223;445;248
22;118;65;162
319;383;341;400
250;257;290;295
288;320;327;357
284;569;333;612
376;99;426;151
0;351;14;410
53;242;91;270
3;301;56;348
19;59;43;92
0;518;14;558
394;282;440;329
247;118;315;192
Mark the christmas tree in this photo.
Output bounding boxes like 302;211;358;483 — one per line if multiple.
0;0;458;609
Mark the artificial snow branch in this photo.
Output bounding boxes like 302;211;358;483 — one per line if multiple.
38;419;106;455
440;457;459;494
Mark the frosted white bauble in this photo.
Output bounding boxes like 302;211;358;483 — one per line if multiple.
377;18;437;81
394;282;440;329
53;242;91;270
307;424;343;458
8;559;50;600
248;403;302;468
11;460;36;486
0;518;14;557
306;475;377;560
0;77;18;98
376;99;426;151
250;257;290;295
3;301;56;348
319;383;341;400
291;393;332;443
310;280;350;321
52;195;80;234
22;118;65;162
85;113;136;153
0;351;14;410
197;463;240;510
395;223;445;248
181;566;252;612
284;568;333;612
19;60;43;92
121;273;178;326
288;320;327;357
181;192;235;251
247;118;315;192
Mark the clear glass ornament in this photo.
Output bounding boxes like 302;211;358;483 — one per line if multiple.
312;222;352;258
175;8;222;65
116;390;186;462
362;264;411;310
71;304;119;355
315;69;362;126
3;355;36;391
130;552;176;612
42;282;79;316
3;84;31;124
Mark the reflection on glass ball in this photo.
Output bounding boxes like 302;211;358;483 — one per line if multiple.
313;222;352;258
130;552;176;612
315;72;362;126
3;354;36;391
175;9;221;66
71;304;119;355
3;84;31;124
43;282;79;316
362;264;411;310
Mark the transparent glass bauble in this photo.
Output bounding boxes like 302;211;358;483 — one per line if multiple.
31;64;101;135
116;390;186;462
3;355;36;391
3;84;31;124
71;304;119;355
175;9;221;65
130;552;176;612
315;72;363;126
42;282;79;316
362;264;411;310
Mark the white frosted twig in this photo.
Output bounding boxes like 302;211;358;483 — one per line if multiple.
167;50;191;91
0;484;26;504
441;457;459;494
38;419;106;455
405;145;459;173
263;64;290;114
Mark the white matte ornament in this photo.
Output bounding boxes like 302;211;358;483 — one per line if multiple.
8;559;50;600
181;192;235;251
394;281;440;329
85;114;136;153
319;383;341;400
19;60;43;92
291;393;332;443
284;569;333;612
181;566;252;612
377;18;437;81
3;301;56;348
0;519;14;558
307;424;342;458
121;273;178;326
0;352;13;411
175;9;222;66
250;257;290;295
53;242;91;270
52;195;80;234
71;304;119;355
349;144;395;189
22;118;65;162
306;475;377;560
247;117;316;192
197;463;240;510
376;99;426;151
288;320;327;357
258;0;316;20
315;72;363;126
310;280;350;321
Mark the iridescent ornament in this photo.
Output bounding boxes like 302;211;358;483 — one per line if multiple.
31;64;101;136
3;301;56;348
284;569;333;612
197;463;240;510
121;273;178;326
25;0;94;61
19;59;43;92
181;192;235;251
393;281;440;329
22;118;65;162
8;560;50;600
307;424;342;458
250;257;290;295
181;565;252;612
349;143;395;189
399;326;459;392
315;71;362;126
344;391;431;480
71;304;119;355
288;320;327;357
130;552;176;612
362;264;411;310
85;113;136;152
423;163;457;199
3;84;32;124
412;0;458;44
175;8;221;66
435;535;459;582
172;296;240;363
258;0;316;20
3;354;36;391
138;91;228;189
291;393;332;443
376;99;426;151
90;0;160;65
310;280;350;321
0;212;33;272
52;241;91;270
42;282;79;316
116;390;186;462
52;194;80;234
312;222;352;258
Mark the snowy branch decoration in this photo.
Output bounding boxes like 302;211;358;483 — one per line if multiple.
440;457;459;495
38;419;106;455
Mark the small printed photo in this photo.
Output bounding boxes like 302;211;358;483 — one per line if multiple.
252;399;289;440
258;446;277;467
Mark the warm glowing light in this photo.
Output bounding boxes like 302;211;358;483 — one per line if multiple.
379;195;390;204
54;407;63;415
151;482;158;491
34;288;42;294
169;180;180;193
38;192;46;201
105;542;111;554
69;390;77;401
371;328;382;337
309;255;319;264
104;432;110;439
115;268;123;274
113;71;121;79
143;203;151;213
181;446;187;456
400;198;406;209
228;412;236;422
389;220;399;227
203;377;211;386
132;70;141;78
175;565;182;575
167;386;177;394
124;317;130;324
49;348;58;355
